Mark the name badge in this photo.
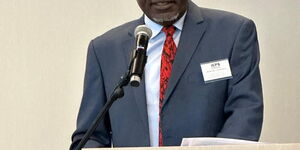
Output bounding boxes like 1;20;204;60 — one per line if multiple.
200;59;232;83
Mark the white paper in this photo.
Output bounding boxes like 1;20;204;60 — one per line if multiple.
181;137;262;146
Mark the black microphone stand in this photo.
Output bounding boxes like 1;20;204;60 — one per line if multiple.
75;68;132;150
74;45;143;150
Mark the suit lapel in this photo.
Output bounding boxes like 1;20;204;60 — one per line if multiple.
121;17;150;133
163;2;207;107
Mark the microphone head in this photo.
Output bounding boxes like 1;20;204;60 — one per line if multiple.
134;25;152;38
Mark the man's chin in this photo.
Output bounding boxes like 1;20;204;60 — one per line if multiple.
151;13;180;25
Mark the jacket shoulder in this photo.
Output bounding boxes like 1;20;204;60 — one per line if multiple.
92;19;141;45
199;7;252;25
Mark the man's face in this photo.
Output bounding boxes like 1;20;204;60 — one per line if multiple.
137;0;188;26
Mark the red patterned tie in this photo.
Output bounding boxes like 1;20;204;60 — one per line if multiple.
159;26;176;146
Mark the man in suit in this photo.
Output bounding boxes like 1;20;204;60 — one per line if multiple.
70;0;263;149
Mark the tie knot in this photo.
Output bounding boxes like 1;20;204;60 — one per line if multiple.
162;26;176;37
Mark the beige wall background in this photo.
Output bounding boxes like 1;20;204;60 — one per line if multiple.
0;0;299;150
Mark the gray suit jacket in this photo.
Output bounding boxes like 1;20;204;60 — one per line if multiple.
70;1;263;149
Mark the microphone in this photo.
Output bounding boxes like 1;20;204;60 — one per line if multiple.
129;25;152;87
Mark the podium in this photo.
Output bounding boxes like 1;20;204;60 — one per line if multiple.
84;143;300;150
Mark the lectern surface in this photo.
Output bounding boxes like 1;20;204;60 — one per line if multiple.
84;143;300;150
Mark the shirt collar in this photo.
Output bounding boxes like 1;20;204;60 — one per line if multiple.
144;12;187;39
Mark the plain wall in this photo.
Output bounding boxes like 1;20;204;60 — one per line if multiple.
0;0;299;150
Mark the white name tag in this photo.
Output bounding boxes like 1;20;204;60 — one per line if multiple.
200;59;232;83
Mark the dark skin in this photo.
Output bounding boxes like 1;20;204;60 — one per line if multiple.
137;0;189;27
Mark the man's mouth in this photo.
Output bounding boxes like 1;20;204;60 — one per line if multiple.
151;1;175;10
155;2;172;6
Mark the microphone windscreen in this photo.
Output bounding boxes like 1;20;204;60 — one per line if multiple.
134;25;152;38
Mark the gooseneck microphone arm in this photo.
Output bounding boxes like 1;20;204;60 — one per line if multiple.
74;25;152;150
74;70;130;150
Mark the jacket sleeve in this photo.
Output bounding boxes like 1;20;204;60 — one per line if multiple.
217;19;264;141
70;40;111;150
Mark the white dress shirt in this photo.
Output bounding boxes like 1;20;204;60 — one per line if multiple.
144;13;186;147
